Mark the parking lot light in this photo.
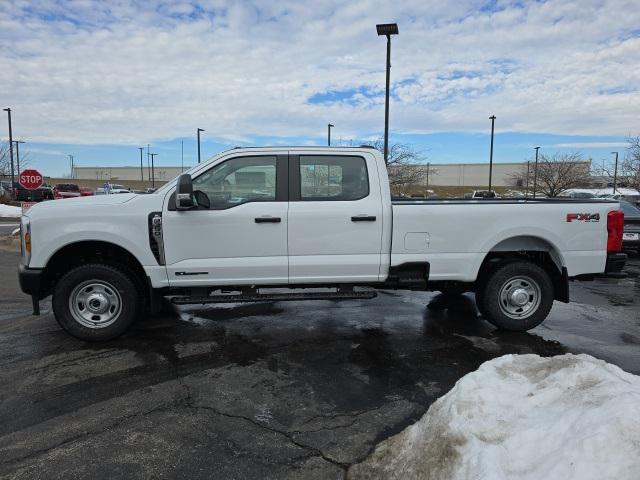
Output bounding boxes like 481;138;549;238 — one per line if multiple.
376;23;398;165
611;152;619;194
138;147;144;181
13;140;25;176
489;115;496;194
150;153;158;188
197;128;205;163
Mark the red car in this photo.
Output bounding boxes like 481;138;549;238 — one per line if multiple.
53;183;81;199
80;187;94;196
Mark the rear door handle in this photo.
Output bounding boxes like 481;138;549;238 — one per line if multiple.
351;215;376;222
255;217;281;223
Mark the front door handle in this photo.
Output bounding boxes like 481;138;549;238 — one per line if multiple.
255;217;281;223
351;215;377;222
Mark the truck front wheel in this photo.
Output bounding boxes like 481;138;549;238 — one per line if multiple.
480;261;553;331
52;264;139;341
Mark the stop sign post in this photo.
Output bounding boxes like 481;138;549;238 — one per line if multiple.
19;169;44;202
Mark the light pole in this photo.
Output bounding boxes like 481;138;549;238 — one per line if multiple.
327;123;334;146
147;144;150;184
525;161;530;198
150;153;158;188
181;140;184;172
533;147;540;199
13;140;25;176
3;108;15;198
376;23;399;165
68;154;74;178
488;115;496;194
611;151;619;194
138;147;144;181
197;128;204;163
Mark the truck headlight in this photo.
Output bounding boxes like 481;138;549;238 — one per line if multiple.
21;216;31;266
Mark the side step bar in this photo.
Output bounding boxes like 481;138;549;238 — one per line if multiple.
170;290;377;305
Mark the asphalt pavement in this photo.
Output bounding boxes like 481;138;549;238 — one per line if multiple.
0;249;638;479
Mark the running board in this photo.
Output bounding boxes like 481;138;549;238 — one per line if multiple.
170;290;377;305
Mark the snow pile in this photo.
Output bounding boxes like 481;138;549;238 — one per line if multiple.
349;354;640;480
0;204;21;217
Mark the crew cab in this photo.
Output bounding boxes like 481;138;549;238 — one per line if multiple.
18;147;626;341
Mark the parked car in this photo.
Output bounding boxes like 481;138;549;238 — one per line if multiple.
12;181;54;201
53;183;81;199
619;201;640;252
18;146;626;341
79;187;94;196
464;190;498;199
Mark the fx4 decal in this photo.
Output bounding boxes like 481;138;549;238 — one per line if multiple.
566;213;600;223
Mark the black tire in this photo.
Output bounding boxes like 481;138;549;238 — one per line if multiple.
52;264;139;341
481;261;553;331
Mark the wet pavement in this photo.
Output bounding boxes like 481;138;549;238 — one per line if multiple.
0;249;638;479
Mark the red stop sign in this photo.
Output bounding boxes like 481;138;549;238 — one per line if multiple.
19;169;44;190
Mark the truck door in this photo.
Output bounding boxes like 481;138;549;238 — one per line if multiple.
287;152;383;283
162;154;289;286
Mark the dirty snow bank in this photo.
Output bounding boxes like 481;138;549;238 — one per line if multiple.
349;354;640;480
0;204;21;217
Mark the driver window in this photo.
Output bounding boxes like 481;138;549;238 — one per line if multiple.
192;156;277;209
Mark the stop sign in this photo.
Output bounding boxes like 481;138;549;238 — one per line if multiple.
19;169;44;190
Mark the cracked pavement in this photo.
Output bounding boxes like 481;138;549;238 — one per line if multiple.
0;249;639;479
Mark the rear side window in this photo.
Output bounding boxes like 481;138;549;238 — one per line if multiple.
299;155;368;201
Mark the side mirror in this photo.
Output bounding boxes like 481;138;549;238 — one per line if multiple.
175;174;194;210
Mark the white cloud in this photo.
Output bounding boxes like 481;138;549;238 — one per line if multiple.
0;0;639;145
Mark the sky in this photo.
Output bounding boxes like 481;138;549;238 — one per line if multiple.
0;0;639;176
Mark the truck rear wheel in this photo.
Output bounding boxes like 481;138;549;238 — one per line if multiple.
52;264;139;341
480;261;553;331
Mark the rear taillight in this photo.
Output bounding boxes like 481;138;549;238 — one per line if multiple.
607;210;624;253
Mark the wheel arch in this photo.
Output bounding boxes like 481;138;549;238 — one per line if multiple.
477;235;569;303
42;240;148;296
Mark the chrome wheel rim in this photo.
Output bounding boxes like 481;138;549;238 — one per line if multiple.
498;275;541;320
69;280;122;329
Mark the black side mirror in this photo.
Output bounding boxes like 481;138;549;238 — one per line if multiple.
175;174;194;210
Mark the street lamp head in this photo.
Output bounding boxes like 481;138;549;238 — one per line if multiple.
328;123;334;127
376;23;398;36
489;115;496;120
3;108;10;112
197;128;205;133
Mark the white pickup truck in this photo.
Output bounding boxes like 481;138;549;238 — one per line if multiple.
18;147;626;341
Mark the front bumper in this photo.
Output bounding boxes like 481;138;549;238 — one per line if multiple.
18;264;46;296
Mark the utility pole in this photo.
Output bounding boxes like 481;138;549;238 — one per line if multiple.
376;23;399;164
13;140;25;176
533;147;540;199
611;152;619;194
488;115;496;194
426;162;430;192
327;123;334;146
138;147;144;181
3;108;15;199
150;153;157;188
197;128;204;163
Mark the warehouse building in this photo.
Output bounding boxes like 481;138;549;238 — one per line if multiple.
73;160;591;188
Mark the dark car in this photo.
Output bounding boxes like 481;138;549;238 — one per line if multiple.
12;181;54;202
620;201;640;252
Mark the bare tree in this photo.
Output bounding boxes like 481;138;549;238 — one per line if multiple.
0;140;30;179
509;152;591;197
365;139;435;190
620;136;640;192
